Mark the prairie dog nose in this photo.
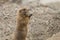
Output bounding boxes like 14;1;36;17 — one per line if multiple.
29;14;32;17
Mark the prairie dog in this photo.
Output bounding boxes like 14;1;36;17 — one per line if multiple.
14;7;32;40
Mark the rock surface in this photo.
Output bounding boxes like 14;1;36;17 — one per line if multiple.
0;0;60;40
47;32;60;40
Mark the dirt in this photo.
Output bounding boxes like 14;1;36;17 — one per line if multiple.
0;0;60;40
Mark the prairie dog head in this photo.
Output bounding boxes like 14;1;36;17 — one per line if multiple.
18;8;32;18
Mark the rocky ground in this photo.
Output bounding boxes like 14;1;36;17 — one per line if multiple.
0;0;60;40
47;32;60;40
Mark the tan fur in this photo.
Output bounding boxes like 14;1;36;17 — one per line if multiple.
14;7;32;40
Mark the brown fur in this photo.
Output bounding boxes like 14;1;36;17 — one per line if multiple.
14;8;32;40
